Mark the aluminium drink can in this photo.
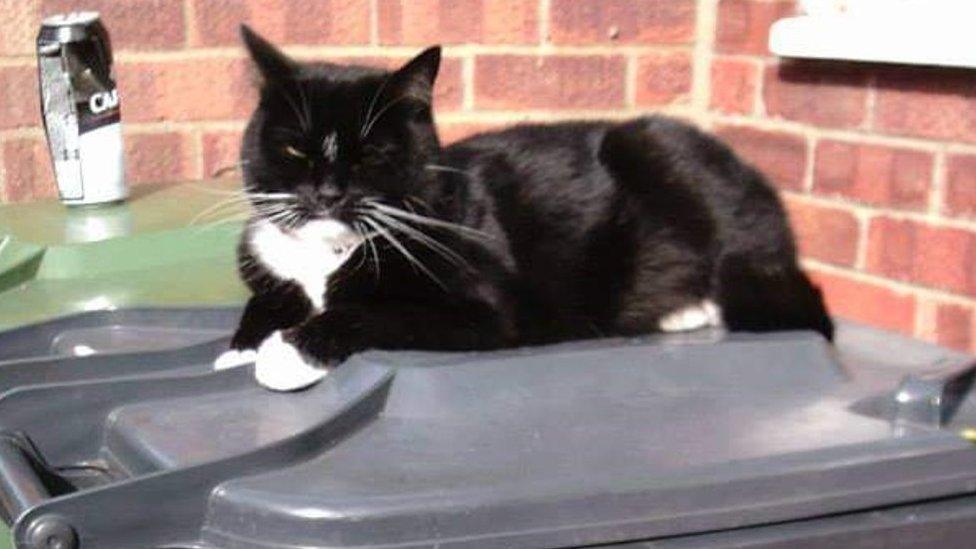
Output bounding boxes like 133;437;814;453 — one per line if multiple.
36;11;127;205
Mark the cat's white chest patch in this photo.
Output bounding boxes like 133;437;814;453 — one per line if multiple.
249;219;360;311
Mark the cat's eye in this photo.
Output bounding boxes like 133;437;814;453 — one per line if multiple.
282;145;308;160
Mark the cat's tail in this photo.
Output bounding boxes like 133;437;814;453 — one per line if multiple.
715;255;834;341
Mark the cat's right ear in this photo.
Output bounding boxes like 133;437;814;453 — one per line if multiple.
240;25;295;85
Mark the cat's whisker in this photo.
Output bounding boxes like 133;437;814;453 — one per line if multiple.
260;209;294;225
210;159;253;178
361;224;382;282
191;191;296;226
360;90;432;140
361;72;396;139
278;209;303;230
296;81;314;137
347;221;373;277
189;211;252;234
403;195;433;215
424;164;469;176
365;201;493;241
277;82;312;134
189;183;252;197
248;191;295;199
189;195;256;226
368;209;468;269
362;215;445;289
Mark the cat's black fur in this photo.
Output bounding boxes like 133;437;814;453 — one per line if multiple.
230;25;833;369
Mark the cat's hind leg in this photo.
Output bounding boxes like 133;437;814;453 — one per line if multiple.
716;255;834;340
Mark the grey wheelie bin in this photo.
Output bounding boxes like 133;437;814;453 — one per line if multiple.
0;306;975;548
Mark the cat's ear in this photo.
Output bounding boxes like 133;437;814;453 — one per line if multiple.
387;46;442;106
240;24;296;84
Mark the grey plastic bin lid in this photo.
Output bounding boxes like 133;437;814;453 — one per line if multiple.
1;307;976;548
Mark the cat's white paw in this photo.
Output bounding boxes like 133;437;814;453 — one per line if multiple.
254;331;328;391
213;349;257;371
702;300;723;326
659;300;722;332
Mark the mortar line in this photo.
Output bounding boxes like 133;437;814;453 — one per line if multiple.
624;55;637;109
802;258;976;308
691;0;719;122
753;59;766;116
863;73;878;131
852;208;871;271
369;0;380;45
0;136;6;202
802;131;816;192
538;0;552;51
782;189;976;233
190;128;205;180
461;54;475;111
914;298;938;342
929;148;947;217
711;113;976;153
183;0;197;48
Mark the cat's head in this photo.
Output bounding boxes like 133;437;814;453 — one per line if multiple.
239;25;442;239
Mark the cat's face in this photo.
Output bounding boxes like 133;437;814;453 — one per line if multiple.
239;25;442;238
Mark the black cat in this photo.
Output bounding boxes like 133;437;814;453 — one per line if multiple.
214;25;833;390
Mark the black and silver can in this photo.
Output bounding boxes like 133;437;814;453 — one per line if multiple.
37;11;127;205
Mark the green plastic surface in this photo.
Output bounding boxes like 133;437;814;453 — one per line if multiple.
0;180;249;329
0;181;251;546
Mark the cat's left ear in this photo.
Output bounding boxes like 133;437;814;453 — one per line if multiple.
241;24;296;85
388;46;441;106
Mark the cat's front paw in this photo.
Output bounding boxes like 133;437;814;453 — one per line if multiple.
254;331;328;391
213;348;258;371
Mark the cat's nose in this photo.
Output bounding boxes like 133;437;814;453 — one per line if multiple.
297;184;341;209
318;186;342;204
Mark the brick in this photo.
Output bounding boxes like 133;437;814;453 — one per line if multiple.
203;130;244;179
116;58;255;122
1;139;56;203
783;197;860;267
43;0;185;50
549;0;695;45
808;269;916;335
813;140;932;210
716;0;794;55
192;0;370;47
0;0;41;55
124;132;194;185
865;217;914;283
935;302;973;352
913;225;976;298
250;54;462;112
874;66;976;143
474;55;625;110
432;57;463;112
714;126;807;191
866;217;976;297
379;0;537;45
2;133;192;203
763;62;870;129
710;57;758;115
635;53;692;107
946;154;976;219
0;66;41;130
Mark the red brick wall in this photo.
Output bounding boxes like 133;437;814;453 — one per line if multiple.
0;0;973;352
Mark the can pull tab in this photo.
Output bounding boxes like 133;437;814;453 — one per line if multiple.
37;42;60;56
